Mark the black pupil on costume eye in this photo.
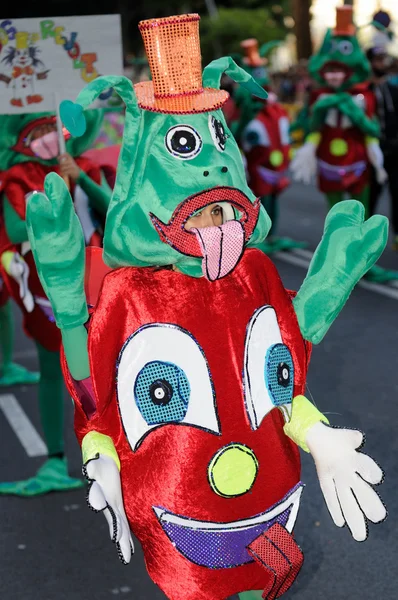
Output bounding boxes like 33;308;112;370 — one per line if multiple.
171;130;197;155
213;118;227;148
277;363;290;388
149;379;173;405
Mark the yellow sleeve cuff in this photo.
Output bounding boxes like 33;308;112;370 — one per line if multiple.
1;250;16;274
82;431;121;471
365;136;378;146
306;132;321;146
284;395;329;453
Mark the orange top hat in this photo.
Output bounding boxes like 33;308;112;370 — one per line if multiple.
334;6;356;37
240;39;267;67
135;14;228;114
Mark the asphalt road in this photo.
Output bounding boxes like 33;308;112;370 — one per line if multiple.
0;182;397;600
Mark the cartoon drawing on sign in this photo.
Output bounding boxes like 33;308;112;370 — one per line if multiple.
0;33;49;107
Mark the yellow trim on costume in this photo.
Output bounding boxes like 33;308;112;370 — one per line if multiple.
1;251;15;275
284;395;329;453
365;136;378;147
82;431;121;471
306;132;322;146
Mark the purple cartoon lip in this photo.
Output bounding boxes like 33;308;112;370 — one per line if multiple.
153;482;303;569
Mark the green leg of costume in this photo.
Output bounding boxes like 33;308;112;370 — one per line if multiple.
259;195;306;254
0;343;83;496
238;592;263;599
0;300;39;386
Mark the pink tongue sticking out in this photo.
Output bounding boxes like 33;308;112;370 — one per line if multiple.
30;131;59;160
192;220;245;281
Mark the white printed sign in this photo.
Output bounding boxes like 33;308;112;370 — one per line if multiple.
0;15;123;114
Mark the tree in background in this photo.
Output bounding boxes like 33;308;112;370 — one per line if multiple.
292;0;313;60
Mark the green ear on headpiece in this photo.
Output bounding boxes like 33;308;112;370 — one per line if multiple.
202;57;268;100
259;40;282;58
60;75;138;137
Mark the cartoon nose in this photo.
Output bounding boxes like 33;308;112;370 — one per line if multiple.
208;443;259;498
270;150;284;167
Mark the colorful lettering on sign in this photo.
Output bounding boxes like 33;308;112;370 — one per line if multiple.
0;18;99;83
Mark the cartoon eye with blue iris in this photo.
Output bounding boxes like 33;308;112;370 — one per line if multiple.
134;361;190;425
117;324;219;450
339;40;353;56
244;306;294;429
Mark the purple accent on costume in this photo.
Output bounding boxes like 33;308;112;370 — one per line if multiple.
155;482;303;569
35;299;56;322
73;376;96;419
318;159;366;182
258;166;288;185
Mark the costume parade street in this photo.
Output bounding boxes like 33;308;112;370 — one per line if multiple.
0;3;397;599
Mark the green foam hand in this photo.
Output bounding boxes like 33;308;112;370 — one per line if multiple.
26;172;88;331
294;200;388;344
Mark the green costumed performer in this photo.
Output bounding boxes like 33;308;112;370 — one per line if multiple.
27;14;386;599
0;109;114;495
237;39;305;253
291;5;398;282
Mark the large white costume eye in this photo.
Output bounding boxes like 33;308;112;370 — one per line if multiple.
244;306;294;429
117;324;219;450
278;117;291;146
242;120;270;153
165;125;202;160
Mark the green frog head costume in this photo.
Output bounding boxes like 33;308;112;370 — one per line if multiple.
309;7;371;92
60;14;270;280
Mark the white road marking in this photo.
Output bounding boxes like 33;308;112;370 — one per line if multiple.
0;394;47;457
12;349;37;360
274;249;398;301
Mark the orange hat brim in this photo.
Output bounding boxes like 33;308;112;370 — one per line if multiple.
134;82;229;114
333;25;356;37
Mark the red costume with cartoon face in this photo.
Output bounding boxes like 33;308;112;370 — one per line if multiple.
310;85;376;195
244;103;291;198
65;248;310;600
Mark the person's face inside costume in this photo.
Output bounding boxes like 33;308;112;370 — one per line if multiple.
29;122;59;160
184;203;223;230
30;122;57;141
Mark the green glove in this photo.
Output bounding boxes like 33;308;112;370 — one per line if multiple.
26;172;88;331
294;200;388;344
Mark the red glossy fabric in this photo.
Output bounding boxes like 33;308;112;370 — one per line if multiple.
0;158;101;224
63;248;310;600
0;159;102;350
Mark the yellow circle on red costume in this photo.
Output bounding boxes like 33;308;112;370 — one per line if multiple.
208;443;259;497
330;138;348;157
270;150;284;167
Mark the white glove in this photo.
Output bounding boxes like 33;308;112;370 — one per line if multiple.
366;141;388;185
83;454;134;564
306;422;386;542
290;142;318;185
8;252;34;313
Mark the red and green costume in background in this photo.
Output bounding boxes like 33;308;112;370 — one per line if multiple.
0;110;114;496
0;267;39;386
292;6;398;282
233;39;305;253
26;14;387;600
